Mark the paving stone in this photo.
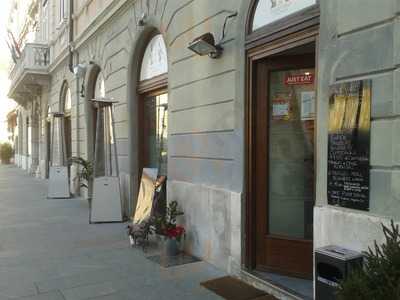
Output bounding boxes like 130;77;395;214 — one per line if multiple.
0;282;37;299
16;291;65;300
0;166;227;300
61;281;117;300
35;267;127;293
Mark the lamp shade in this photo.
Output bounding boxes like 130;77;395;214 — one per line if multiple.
188;33;222;58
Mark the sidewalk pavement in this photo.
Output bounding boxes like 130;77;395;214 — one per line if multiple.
0;165;224;300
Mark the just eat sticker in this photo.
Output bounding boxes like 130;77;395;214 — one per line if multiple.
285;74;314;85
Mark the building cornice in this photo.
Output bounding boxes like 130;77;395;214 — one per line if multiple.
73;0;135;50
48;0;135;73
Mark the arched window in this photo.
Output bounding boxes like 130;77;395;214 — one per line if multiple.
138;33;168;177
140;34;168;81
250;0;317;32
47;105;52;118
95;72;106;98
64;87;72;115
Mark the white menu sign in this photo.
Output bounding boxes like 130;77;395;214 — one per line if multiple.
252;0;317;31
301;91;316;120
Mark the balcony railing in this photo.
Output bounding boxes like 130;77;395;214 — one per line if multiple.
8;43;50;102
9;43;50;85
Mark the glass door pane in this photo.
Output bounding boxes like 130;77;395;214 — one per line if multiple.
268;68;315;240
143;93;168;175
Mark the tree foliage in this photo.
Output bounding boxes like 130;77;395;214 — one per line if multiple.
68;156;93;189
0;143;13;164
338;220;400;300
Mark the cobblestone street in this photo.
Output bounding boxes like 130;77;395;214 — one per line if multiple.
0;165;224;300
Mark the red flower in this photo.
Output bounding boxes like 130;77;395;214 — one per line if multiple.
165;226;185;239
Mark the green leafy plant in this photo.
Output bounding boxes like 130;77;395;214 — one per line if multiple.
337;220;400;300
151;200;185;241
0;143;13;164
68;157;93;189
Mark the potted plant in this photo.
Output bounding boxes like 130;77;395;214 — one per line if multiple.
164;225;186;256
152;200;185;256
0;143;13;164
68;157;94;199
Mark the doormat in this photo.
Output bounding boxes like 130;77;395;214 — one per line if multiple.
146;254;201;268
201;276;277;300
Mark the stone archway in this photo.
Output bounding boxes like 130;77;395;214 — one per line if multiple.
83;63;102;163
59;81;72;165
126;27;169;216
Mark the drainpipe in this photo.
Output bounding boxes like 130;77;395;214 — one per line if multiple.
68;0;81;195
68;0;74;73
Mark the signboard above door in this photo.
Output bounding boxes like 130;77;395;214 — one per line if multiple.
252;0;317;31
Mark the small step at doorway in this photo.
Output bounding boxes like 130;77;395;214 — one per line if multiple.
253;271;313;300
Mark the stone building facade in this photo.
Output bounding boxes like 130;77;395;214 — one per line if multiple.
315;0;400;273
7;0;400;299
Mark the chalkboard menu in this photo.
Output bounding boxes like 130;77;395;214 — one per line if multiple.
327;80;371;211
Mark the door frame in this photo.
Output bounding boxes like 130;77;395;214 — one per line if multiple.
245;26;319;271
255;53;316;278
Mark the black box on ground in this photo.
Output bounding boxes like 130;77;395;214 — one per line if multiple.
315;245;363;300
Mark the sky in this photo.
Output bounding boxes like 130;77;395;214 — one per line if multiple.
0;0;17;143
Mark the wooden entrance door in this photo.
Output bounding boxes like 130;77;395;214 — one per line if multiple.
253;53;316;279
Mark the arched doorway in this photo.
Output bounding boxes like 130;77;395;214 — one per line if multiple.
17;111;23;167
60;82;72;165
92;71;106;176
26;116;30;170
137;33;168;178
245;0;319;282
45;105;52;178
84;65;106;163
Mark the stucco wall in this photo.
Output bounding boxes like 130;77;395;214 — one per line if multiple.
315;0;400;253
73;0;115;39
42;0;247;272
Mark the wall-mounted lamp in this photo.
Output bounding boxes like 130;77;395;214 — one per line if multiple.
73;63;87;98
187;11;238;59
73;63;87;78
188;33;222;59
137;12;147;27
